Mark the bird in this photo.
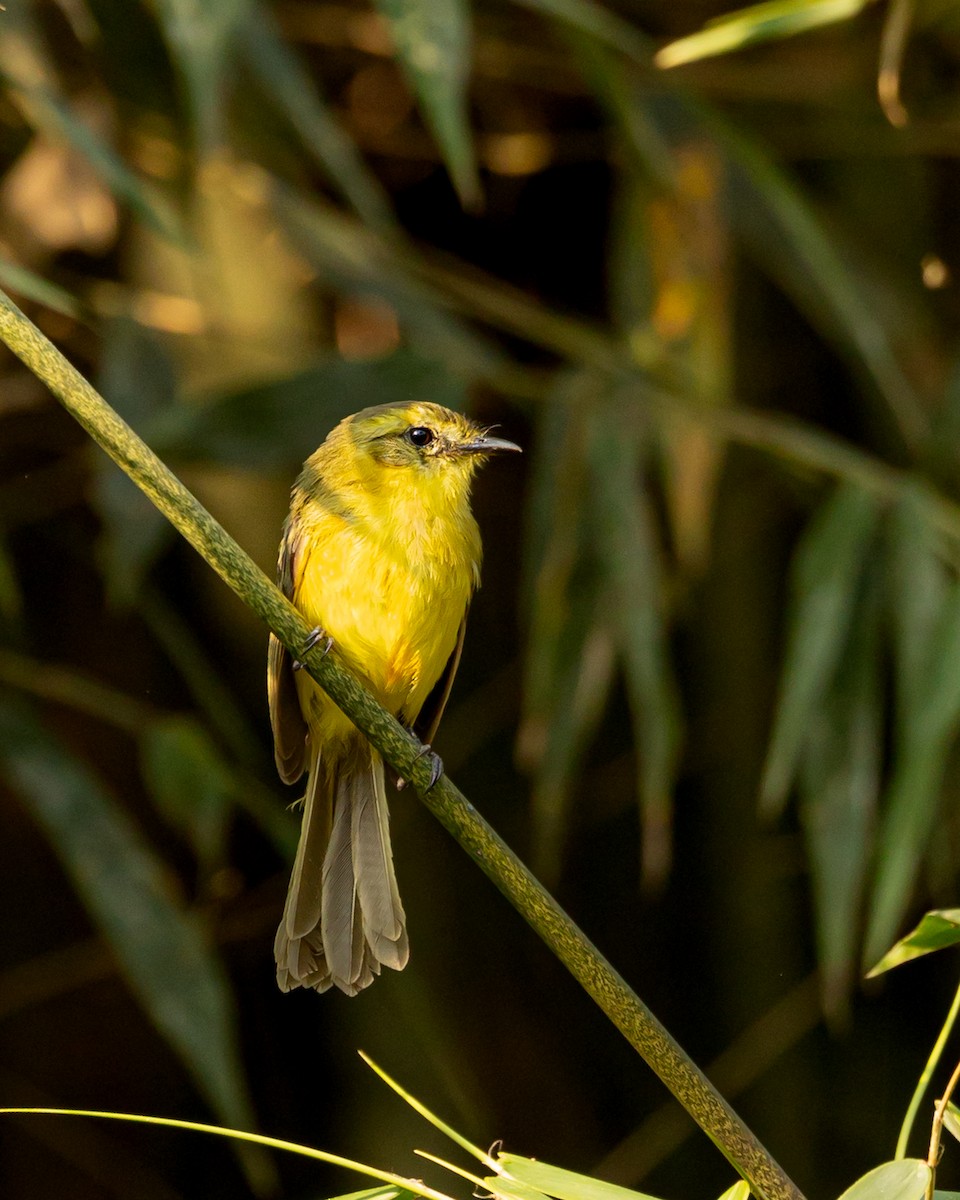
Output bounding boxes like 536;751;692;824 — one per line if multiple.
268;401;520;995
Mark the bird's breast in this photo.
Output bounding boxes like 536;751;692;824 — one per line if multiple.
293;494;479;724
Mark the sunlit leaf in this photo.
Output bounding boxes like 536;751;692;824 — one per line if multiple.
798;559;881;1011
867;909;960;977
943;1103;960;1145
498;1153;666;1200
240;7;396;234
835;1160;930;1200
656;0;868;70
358;1052;490;1164
373;0;479;207
0;697;255;1134
716;1184;751;1200
329;1190;408;1200
484;1181;554;1200
140;716;232;874
761;483;880;815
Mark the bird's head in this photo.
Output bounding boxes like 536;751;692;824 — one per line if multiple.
338;402;521;477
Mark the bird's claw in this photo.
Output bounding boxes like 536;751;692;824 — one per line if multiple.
292;627;333;671
396;744;444;791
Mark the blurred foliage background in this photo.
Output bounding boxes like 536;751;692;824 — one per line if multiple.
3;0;960;1197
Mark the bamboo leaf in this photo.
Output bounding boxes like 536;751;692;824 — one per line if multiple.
513;0;653;64
519;385;616;882
943;1104;960;1145
589;411;681;887
798;559;881;1011
887;490;951;726
268;183;501;377
716;1185;751;1200
240;7;396;234
0;258;81;319
868;909;960;977
866;575;960;964
94;320;178;603
835;1161;930;1200
140;716;233;874
498;1154;666;1200
153;351;467;469
151;0;254;152
373;0;479;207
656;0;868;70
760;484;879;815
719;126;927;450
0;697;255;1135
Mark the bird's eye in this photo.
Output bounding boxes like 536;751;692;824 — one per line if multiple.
407;426;434;448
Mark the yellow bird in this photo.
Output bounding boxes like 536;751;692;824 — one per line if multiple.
268;402;520;995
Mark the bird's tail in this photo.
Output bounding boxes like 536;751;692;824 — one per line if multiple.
274;741;408;995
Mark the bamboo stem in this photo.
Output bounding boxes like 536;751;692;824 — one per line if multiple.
0;288;806;1200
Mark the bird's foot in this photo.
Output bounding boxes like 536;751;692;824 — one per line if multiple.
292;627;333;671
397;744;444;791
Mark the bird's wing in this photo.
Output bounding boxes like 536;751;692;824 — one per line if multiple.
268;519;310;784
412;608;468;748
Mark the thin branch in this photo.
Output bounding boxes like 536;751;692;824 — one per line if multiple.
0;288;807;1200
896;974;960;1159
926;1056;960;1200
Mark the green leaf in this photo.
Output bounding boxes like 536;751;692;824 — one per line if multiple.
151;0;254;152
835;1160;930;1200
798;558;881;1011
0;2;184;242
716;1184;751;1200
154;351;468;469
887;491;950;727
140;716;232;874
513;0;653;64
761;483;880;815
520;385;616;882
0;258;81;319
589;409;681;886
867;909;960;977
328;1188;408;1200
656;0;868;70
498;1154;666;1200
942;1104;960;1145
269;184;501;378
484;1180;554;1200
866;573;960;964
94;321;178;603
719;126;927;451
373;0;479;207
0;697;254;1134
240;7;396;234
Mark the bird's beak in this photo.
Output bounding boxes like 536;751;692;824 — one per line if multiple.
454;435;522;456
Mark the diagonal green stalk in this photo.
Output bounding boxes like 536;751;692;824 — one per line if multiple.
0;1108;448;1200
896;973;960;1159
0;288;805;1200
